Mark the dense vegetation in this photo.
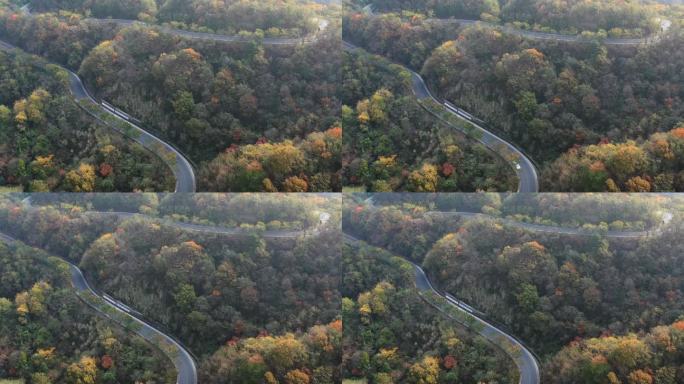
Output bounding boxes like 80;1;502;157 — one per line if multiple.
543;126;684;192
30;0;320;37
546;321;684;384
28;192;338;229
0;48;173;192
0;4;341;191
344;10;684;191
203;320;341;384
343;238;518;383
421;27;684;191
342;43;517;192
352;0;663;36
344;194;684;381
0;194;341;383
0;239;173;383
343;193;665;264
77;23;341;191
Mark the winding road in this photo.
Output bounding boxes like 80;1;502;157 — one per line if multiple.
0;207;332;383
21;2;330;46
0;38;197;192
0;231;198;384
343;39;539;192
362;4;671;46
428;17;671;46
343;232;540;384
345;201;672;384
7;3;333;192
345;8;671;192
425;210;669;238
82;17;330;45
81;210;331;239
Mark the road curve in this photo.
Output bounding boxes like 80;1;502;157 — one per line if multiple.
345;201;669;383
82;210;331;238
343;40;539;192
360;5;670;46
83;17;331;45
0;232;198;384
21;3;330;46
0;39;196;192
343;233;541;384
346;7;672;191
1;203;334;383
425;211;657;238
10;3;334;191
362;196;664;237
20;196;332;238
428;18;667;46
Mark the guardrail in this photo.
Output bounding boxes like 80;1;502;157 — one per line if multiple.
344;232;540;383
80;268;202;364
0;38;188;191
435;282;545;373
99;98;200;172
0;231;189;371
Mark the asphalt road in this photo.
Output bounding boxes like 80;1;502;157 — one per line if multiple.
1;204;335;383
84;210;330;238
361;5;669;46
345;202;671;383
0;232;198;384
426;211;655;238
0;39;196;192
362;197;663;237
8;4;335;192
346;10;671;191
343;232;540;384
343;40;539;192
84;18;330;45
22;4;330;46
429;18;669;45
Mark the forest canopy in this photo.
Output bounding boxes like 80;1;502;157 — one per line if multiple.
342;42;517;192
0;48;174;192
352;0;665;36
0;1;341;192
343;8;684;191
343;237;519;383
0;239;174;383
0;194;342;383
29;0;321;37
343;194;684;382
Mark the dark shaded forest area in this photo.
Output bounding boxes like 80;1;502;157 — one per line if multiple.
354;0;664;36
31;0;319;37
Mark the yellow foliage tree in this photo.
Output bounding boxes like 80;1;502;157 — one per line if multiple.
627;369;653;384
408;164;439;192
284;369;310;384
15;281;51;319
65;164;97;192
66;356;98;384
357;282;394;319
282;176;308;192
625;176;651;192
407;356;440;384
264;372;278;384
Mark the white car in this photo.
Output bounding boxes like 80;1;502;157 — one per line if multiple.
515;163;521;170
